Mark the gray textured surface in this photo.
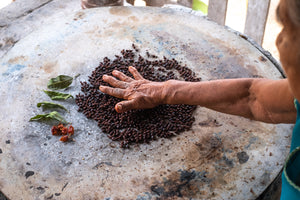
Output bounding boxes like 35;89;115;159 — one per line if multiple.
0;4;293;200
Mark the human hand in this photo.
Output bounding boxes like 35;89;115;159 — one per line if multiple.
81;0;92;9
99;66;165;113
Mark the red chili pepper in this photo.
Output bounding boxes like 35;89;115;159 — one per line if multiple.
68;125;74;135
60;135;69;142
57;123;64;130
51;126;59;135
61;127;68;135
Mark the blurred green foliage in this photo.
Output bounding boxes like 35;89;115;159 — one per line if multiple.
192;0;208;14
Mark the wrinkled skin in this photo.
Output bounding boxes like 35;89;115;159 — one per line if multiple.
276;0;300;102
100;0;299;124
100;66;164;113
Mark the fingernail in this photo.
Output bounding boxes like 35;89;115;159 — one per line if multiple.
117;104;122;110
112;70;118;75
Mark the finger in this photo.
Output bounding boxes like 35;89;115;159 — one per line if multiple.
115;99;137;113
102;75;128;89
112;70;134;82
128;66;144;80
81;1;86;9
99;86;126;99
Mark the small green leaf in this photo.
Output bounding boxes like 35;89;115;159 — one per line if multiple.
74;74;80;79
47;111;68;123
30;114;49;121
30;111;68;124
37;101;68;111
43;90;74;100
47;75;73;90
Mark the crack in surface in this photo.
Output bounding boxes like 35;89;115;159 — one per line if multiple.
21;0;54;18
0;0;55;59
1;0;54;27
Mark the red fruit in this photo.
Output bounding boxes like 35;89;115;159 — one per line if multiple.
68;125;74;135
57;123;64;130
61;127;68;135
60;135;69;142
51;126;59;135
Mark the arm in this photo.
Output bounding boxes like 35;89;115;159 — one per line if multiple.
100;66;296;124
163;78;296;123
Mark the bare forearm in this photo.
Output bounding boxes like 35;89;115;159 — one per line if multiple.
100;67;296;123
161;78;296;123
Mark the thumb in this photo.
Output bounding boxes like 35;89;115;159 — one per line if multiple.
115;99;136;113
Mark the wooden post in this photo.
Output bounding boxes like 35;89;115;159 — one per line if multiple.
244;0;270;45
145;0;168;6
145;0;192;7
208;0;229;26
126;0;135;5
178;0;193;8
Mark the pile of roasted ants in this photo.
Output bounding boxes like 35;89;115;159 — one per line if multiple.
51;123;74;142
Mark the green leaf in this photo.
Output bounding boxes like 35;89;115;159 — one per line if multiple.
47;75;73;90
47;111;68;123
43;90;74;100
29;111;68;124
37;101;68;111
29;114;49;121
74;74;80;79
